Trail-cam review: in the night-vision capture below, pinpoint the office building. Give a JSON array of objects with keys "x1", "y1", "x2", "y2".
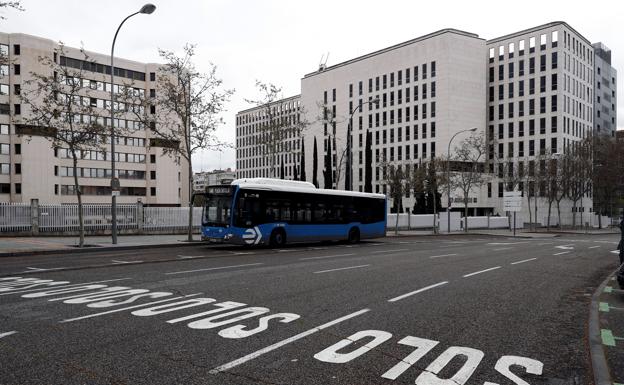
[
  {"x1": 193, "y1": 168, "x2": 236, "y2": 192},
  {"x1": 593, "y1": 42, "x2": 617, "y2": 137},
  {"x1": 0, "y1": 33, "x2": 189, "y2": 205},
  {"x1": 235, "y1": 22, "x2": 616, "y2": 224}
]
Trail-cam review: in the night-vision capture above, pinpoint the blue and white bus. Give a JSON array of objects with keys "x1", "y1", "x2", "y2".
[{"x1": 199, "y1": 178, "x2": 386, "y2": 246}]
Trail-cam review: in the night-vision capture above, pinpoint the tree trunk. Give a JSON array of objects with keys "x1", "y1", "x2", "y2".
[
  {"x1": 534, "y1": 194, "x2": 538, "y2": 230},
  {"x1": 572, "y1": 201, "x2": 577, "y2": 229},
  {"x1": 547, "y1": 200, "x2": 552, "y2": 231},
  {"x1": 598, "y1": 212, "x2": 602, "y2": 229},
  {"x1": 526, "y1": 193, "x2": 533, "y2": 232},
  {"x1": 464, "y1": 198, "x2": 469, "y2": 233},
  {"x1": 187, "y1": 162, "x2": 194, "y2": 242},
  {"x1": 395, "y1": 201, "x2": 399, "y2": 235},
  {"x1": 432, "y1": 190, "x2": 438, "y2": 234},
  {"x1": 71, "y1": 153, "x2": 84, "y2": 247},
  {"x1": 556, "y1": 200, "x2": 562, "y2": 229}
]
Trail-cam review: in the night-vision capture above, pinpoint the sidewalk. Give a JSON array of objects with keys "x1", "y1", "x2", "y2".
[
  {"x1": 592, "y1": 266, "x2": 624, "y2": 385},
  {"x1": 385, "y1": 228, "x2": 560, "y2": 238},
  {"x1": 0, "y1": 234, "x2": 197, "y2": 257}
]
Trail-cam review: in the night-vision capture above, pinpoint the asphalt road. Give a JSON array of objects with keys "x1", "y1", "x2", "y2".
[{"x1": 0, "y1": 233, "x2": 620, "y2": 385}]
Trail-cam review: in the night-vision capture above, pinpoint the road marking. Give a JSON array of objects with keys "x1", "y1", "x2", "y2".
[
  {"x1": 611, "y1": 250, "x2": 620, "y2": 254},
  {"x1": 0, "y1": 278, "x2": 132, "y2": 296},
  {"x1": 23, "y1": 266, "x2": 66, "y2": 272},
  {"x1": 553, "y1": 251, "x2": 571, "y2": 256},
  {"x1": 601, "y1": 329, "x2": 616, "y2": 346},
  {"x1": 178, "y1": 255, "x2": 203, "y2": 259},
  {"x1": 0, "y1": 331, "x2": 17, "y2": 339},
  {"x1": 300, "y1": 253, "x2": 355, "y2": 261},
  {"x1": 231, "y1": 251, "x2": 255, "y2": 255},
  {"x1": 60, "y1": 294, "x2": 203, "y2": 323},
  {"x1": 428, "y1": 254, "x2": 458, "y2": 259},
  {"x1": 463, "y1": 266, "x2": 501, "y2": 278},
  {"x1": 111, "y1": 260, "x2": 143, "y2": 264},
  {"x1": 511, "y1": 258, "x2": 537, "y2": 265},
  {"x1": 276, "y1": 249, "x2": 291, "y2": 253},
  {"x1": 388, "y1": 281, "x2": 449, "y2": 302},
  {"x1": 165, "y1": 263, "x2": 264, "y2": 275},
  {"x1": 209, "y1": 308, "x2": 371, "y2": 373},
  {"x1": 555, "y1": 245, "x2": 574, "y2": 250},
  {"x1": 371, "y1": 249, "x2": 409, "y2": 254},
  {"x1": 492, "y1": 247, "x2": 513, "y2": 251},
  {"x1": 537, "y1": 242, "x2": 554, "y2": 246},
  {"x1": 588, "y1": 246, "x2": 601, "y2": 249},
  {"x1": 313, "y1": 265, "x2": 370, "y2": 274}
]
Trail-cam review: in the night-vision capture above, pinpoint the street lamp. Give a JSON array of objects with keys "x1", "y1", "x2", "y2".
[
  {"x1": 110, "y1": 3, "x2": 156, "y2": 244},
  {"x1": 446, "y1": 127, "x2": 477, "y2": 233},
  {"x1": 346, "y1": 97, "x2": 379, "y2": 191}
]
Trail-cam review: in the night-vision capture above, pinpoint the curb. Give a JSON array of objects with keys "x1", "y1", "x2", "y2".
[
  {"x1": 589, "y1": 266, "x2": 621, "y2": 385},
  {"x1": 0, "y1": 241, "x2": 202, "y2": 258},
  {"x1": 384, "y1": 232, "x2": 560, "y2": 239}
]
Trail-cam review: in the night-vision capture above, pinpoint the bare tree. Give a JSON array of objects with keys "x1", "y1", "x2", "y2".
[
  {"x1": 406, "y1": 161, "x2": 426, "y2": 230},
  {"x1": 566, "y1": 138, "x2": 593, "y2": 228},
  {"x1": 450, "y1": 133, "x2": 489, "y2": 232},
  {"x1": 18, "y1": 45, "x2": 109, "y2": 247},
  {"x1": 246, "y1": 81, "x2": 307, "y2": 180},
  {"x1": 592, "y1": 135, "x2": 623, "y2": 228},
  {"x1": 125, "y1": 44, "x2": 233, "y2": 241},
  {"x1": 384, "y1": 163, "x2": 406, "y2": 234}
]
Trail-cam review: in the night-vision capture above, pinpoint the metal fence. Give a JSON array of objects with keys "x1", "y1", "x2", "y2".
[
  {"x1": 144, "y1": 207, "x2": 202, "y2": 231},
  {"x1": 0, "y1": 202, "x2": 202, "y2": 235},
  {"x1": 0, "y1": 203, "x2": 31, "y2": 232}
]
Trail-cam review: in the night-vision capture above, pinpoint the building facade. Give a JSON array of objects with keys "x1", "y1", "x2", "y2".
[
  {"x1": 193, "y1": 168, "x2": 236, "y2": 192},
  {"x1": 593, "y1": 42, "x2": 618, "y2": 137},
  {"x1": 0, "y1": 33, "x2": 189, "y2": 206},
  {"x1": 235, "y1": 22, "x2": 616, "y2": 224}
]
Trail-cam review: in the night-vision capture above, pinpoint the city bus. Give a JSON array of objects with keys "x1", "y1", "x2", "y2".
[{"x1": 199, "y1": 178, "x2": 386, "y2": 246}]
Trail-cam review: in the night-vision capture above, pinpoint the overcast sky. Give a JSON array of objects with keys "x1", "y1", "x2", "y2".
[{"x1": 2, "y1": 0, "x2": 622, "y2": 172}]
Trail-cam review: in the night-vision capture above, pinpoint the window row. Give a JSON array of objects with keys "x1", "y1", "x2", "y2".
[
  {"x1": 488, "y1": 138, "x2": 558, "y2": 159},
  {"x1": 57, "y1": 148, "x2": 146, "y2": 163},
  {"x1": 489, "y1": 75, "x2": 558, "y2": 101},
  {"x1": 489, "y1": 118, "x2": 559, "y2": 140},
  {"x1": 57, "y1": 166, "x2": 146, "y2": 180},
  {"x1": 488, "y1": 96, "x2": 558, "y2": 121},
  {"x1": 488, "y1": 53, "x2": 558, "y2": 82},
  {"x1": 489, "y1": 31, "x2": 559, "y2": 62},
  {"x1": 60, "y1": 185, "x2": 146, "y2": 196},
  {"x1": 60, "y1": 56, "x2": 146, "y2": 81}
]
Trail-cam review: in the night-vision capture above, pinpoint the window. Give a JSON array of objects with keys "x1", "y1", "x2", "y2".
[
  {"x1": 14, "y1": 163, "x2": 20, "y2": 174},
  {"x1": 519, "y1": 40, "x2": 525, "y2": 55},
  {"x1": 422, "y1": 63, "x2": 427, "y2": 79},
  {"x1": 519, "y1": 80, "x2": 524, "y2": 97},
  {"x1": 0, "y1": 84, "x2": 8, "y2": 95},
  {"x1": 551, "y1": 138, "x2": 557, "y2": 152},
  {"x1": 529, "y1": 78, "x2": 535, "y2": 94},
  {"x1": 551, "y1": 74, "x2": 557, "y2": 90},
  {"x1": 150, "y1": 154, "x2": 156, "y2": 163},
  {"x1": 0, "y1": 104, "x2": 8, "y2": 115},
  {"x1": 150, "y1": 72, "x2": 156, "y2": 81},
  {"x1": 0, "y1": 124, "x2": 7, "y2": 134},
  {"x1": 552, "y1": 31, "x2": 558, "y2": 47},
  {"x1": 551, "y1": 116, "x2": 558, "y2": 132},
  {"x1": 489, "y1": 48, "x2": 495, "y2": 63},
  {"x1": 540, "y1": 97, "x2": 546, "y2": 114},
  {"x1": 529, "y1": 36, "x2": 536, "y2": 53},
  {"x1": 540, "y1": 76, "x2": 546, "y2": 93},
  {"x1": 529, "y1": 57, "x2": 535, "y2": 74},
  {"x1": 519, "y1": 121, "x2": 524, "y2": 137},
  {"x1": 540, "y1": 54, "x2": 546, "y2": 71},
  {"x1": 150, "y1": 187, "x2": 156, "y2": 196},
  {"x1": 540, "y1": 117, "x2": 546, "y2": 134},
  {"x1": 498, "y1": 84, "x2": 503, "y2": 100},
  {"x1": 0, "y1": 143, "x2": 9, "y2": 154},
  {"x1": 540, "y1": 34, "x2": 546, "y2": 49},
  {"x1": 489, "y1": 67, "x2": 494, "y2": 82},
  {"x1": 431, "y1": 82, "x2": 436, "y2": 97},
  {"x1": 509, "y1": 42, "x2": 515, "y2": 58},
  {"x1": 551, "y1": 95, "x2": 557, "y2": 112},
  {"x1": 499, "y1": 45, "x2": 505, "y2": 59},
  {"x1": 519, "y1": 60, "x2": 524, "y2": 76},
  {"x1": 551, "y1": 52, "x2": 557, "y2": 69},
  {"x1": 150, "y1": 170, "x2": 156, "y2": 180},
  {"x1": 0, "y1": 183, "x2": 9, "y2": 194},
  {"x1": 499, "y1": 64, "x2": 504, "y2": 80},
  {"x1": 15, "y1": 183, "x2": 21, "y2": 194},
  {"x1": 508, "y1": 62, "x2": 514, "y2": 78},
  {"x1": 489, "y1": 86, "x2": 494, "y2": 102},
  {"x1": 14, "y1": 64, "x2": 20, "y2": 75},
  {"x1": 13, "y1": 44, "x2": 20, "y2": 55},
  {"x1": 13, "y1": 84, "x2": 20, "y2": 95},
  {"x1": 508, "y1": 82, "x2": 514, "y2": 98},
  {"x1": 518, "y1": 141, "x2": 524, "y2": 156},
  {"x1": 431, "y1": 61, "x2": 436, "y2": 77}
]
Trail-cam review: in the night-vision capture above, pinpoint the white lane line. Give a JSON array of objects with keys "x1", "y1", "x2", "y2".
[
  {"x1": 538, "y1": 242, "x2": 554, "y2": 246},
  {"x1": 588, "y1": 246, "x2": 601, "y2": 249},
  {"x1": 463, "y1": 266, "x2": 501, "y2": 278},
  {"x1": 0, "y1": 278, "x2": 132, "y2": 296},
  {"x1": 111, "y1": 260, "x2": 143, "y2": 264},
  {"x1": 388, "y1": 281, "x2": 449, "y2": 302},
  {"x1": 178, "y1": 255, "x2": 203, "y2": 259},
  {"x1": 313, "y1": 265, "x2": 370, "y2": 274},
  {"x1": 300, "y1": 253, "x2": 355, "y2": 261},
  {"x1": 428, "y1": 254, "x2": 458, "y2": 259},
  {"x1": 23, "y1": 266, "x2": 66, "y2": 272},
  {"x1": 209, "y1": 308, "x2": 371, "y2": 373},
  {"x1": 511, "y1": 258, "x2": 537, "y2": 265},
  {"x1": 371, "y1": 249, "x2": 409, "y2": 254},
  {"x1": 276, "y1": 249, "x2": 291, "y2": 253},
  {"x1": 0, "y1": 331, "x2": 17, "y2": 339},
  {"x1": 492, "y1": 247, "x2": 513, "y2": 251},
  {"x1": 553, "y1": 251, "x2": 571, "y2": 256},
  {"x1": 60, "y1": 294, "x2": 202, "y2": 323},
  {"x1": 231, "y1": 252, "x2": 255, "y2": 255},
  {"x1": 165, "y1": 263, "x2": 264, "y2": 275}
]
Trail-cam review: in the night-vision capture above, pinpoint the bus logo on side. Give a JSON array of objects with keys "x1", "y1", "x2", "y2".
[{"x1": 242, "y1": 226, "x2": 262, "y2": 245}]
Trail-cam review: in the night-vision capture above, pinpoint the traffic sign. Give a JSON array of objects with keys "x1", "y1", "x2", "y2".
[
  {"x1": 110, "y1": 177, "x2": 120, "y2": 191},
  {"x1": 503, "y1": 191, "x2": 522, "y2": 212}
]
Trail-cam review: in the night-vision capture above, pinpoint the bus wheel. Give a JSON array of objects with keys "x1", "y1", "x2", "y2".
[
  {"x1": 270, "y1": 229, "x2": 287, "y2": 247},
  {"x1": 347, "y1": 227, "x2": 360, "y2": 244}
]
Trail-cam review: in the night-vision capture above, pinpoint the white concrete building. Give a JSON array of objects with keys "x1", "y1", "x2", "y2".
[
  {"x1": 193, "y1": 168, "x2": 236, "y2": 192},
  {"x1": 235, "y1": 22, "x2": 616, "y2": 225},
  {"x1": 0, "y1": 33, "x2": 189, "y2": 206}
]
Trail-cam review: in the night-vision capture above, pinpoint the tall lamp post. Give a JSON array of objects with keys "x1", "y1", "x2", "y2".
[
  {"x1": 446, "y1": 127, "x2": 477, "y2": 233},
  {"x1": 346, "y1": 97, "x2": 379, "y2": 191},
  {"x1": 110, "y1": 3, "x2": 156, "y2": 244}
]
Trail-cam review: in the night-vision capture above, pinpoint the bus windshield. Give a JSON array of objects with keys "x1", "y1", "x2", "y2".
[{"x1": 203, "y1": 188, "x2": 233, "y2": 227}]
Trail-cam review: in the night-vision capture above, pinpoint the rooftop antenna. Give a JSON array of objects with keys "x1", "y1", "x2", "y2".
[{"x1": 318, "y1": 52, "x2": 329, "y2": 72}]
